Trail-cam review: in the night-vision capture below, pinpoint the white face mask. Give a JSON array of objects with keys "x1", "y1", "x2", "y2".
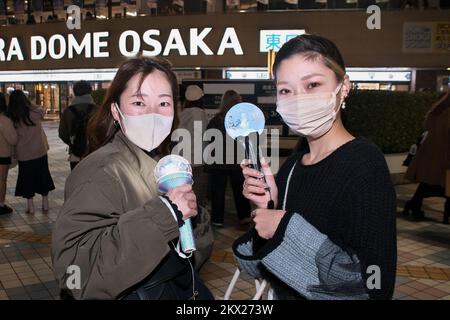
[
  {"x1": 276, "y1": 83, "x2": 344, "y2": 139},
  {"x1": 115, "y1": 103, "x2": 174, "y2": 152}
]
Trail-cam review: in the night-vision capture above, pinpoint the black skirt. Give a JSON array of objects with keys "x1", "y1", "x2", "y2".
[
  {"x1": 0, "y1": 157, "x2": 11, "y2": 165},
  {"x1": 15, "y1": 155, "x2": 55, "y2": 198}
]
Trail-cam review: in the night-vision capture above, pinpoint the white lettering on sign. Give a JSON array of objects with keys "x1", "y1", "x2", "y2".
[
  {"x1": 163, "y1": 29, "x2": 187, "y2": 56},
  {"x1": 119, "y1": 30, "x2": 141, "y2": 57},
  {"x1": 0, "y1": 39, "x2": 5, "y2": 61},
  {"x1": 142, "y1": 29, "x2": 162, "y2": 56},
  {"x1": 49, "y1": 34, "x2": 67, "y2": 59},
  {"x1": 31, "y1": 36, "x2": 47, "y2": 60},
  {"x1": 68, "y1": 33, "x2": 92, "y2": 59},
  {"x1": 93, "y1": 31, "x2": 109, "y2": 58},
  {"x1": 217, "y1": 27, "x2": 243, "y2": 55},
  {"x1": 190, "y1": 28, "x2": 213, "y2": 56},
  {"x1": 0, "y1": 27, "x2": 243, "y2": 62},
  {"x1": 2, "y1": 38, "x2": 25, "y2": 61}
]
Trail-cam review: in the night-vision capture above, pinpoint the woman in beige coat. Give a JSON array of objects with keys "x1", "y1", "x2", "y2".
[
  {"x1": 52, "y1": 57, "x2": 213, "y2": 300},
  {"x1": 7, "y1": 90, "x2": 55, "y2": 214},
  {"x1": 0, "y1": 93, "x2": 17, "y2": 215},
  {"x1": 405, "y1": 90, "x2": 450, "y2": 224}
]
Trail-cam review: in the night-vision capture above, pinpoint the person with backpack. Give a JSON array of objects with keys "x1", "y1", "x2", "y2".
[{"x1": 59, "y1": 81, "x2": 97, "y2": 170}]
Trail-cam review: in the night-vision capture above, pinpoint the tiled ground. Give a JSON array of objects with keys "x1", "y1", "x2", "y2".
[{"x1": 0, "y1": 121, "x2": 449, "y2": 300}]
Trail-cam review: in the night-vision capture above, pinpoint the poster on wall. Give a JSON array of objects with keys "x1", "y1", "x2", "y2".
[
  {"x1": 434, "y1": 22, "x2": 450, "y2": 53},
  {"x1": 403, "y1": 21, "x2": 450, "y2": 54},
  {"x1": 402, "y1": 22, "x2": 433, "y2": 53}
]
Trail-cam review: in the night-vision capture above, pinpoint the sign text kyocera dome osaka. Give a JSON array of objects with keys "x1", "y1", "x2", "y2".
[{"x1": 0, "y1": 27, "x2": 244, "y2": 62}]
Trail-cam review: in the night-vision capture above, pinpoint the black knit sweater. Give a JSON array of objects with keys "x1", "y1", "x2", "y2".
[{"x1": 274, "y1": 137, "x2": 397, "y2": 300}]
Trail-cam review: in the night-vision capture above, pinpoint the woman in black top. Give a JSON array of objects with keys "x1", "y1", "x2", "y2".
[{"x1": 234, "y1": 35, "x2": 397, "y2": 300}]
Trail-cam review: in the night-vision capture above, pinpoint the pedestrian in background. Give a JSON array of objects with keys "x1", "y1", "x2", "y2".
[
  {"x1": 206, "y1": 90, "x2": 251, "y2": 227},
  {"x1": 0, "y1": 93, "x2": 17, "y2": 215},
  {"x1": 177, "y1": 84, "x2": 209, "y2": 207},
  {"x1": 59, "y1": 80, "x2": 97, "y2": 171},
  {"x1": 404, "y1": 89, "x2": 450, "y2": 224},
  {"x1": 7, "y1": 90, "x2": 55, "y2": 214}
]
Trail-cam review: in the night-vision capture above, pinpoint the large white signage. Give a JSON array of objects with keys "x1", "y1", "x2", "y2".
[{"x1": 0, "y1": 27, "x2": 244, "y2": 62}]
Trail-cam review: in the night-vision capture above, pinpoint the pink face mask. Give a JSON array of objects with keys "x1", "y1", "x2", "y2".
[{"x1": 276, "y1": 83, "x2": 344, "y2": 139}]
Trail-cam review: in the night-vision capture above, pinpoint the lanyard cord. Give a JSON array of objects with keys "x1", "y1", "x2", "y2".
[{"x1": 282, "y1": 162, "x2": 297, "y2": 211}]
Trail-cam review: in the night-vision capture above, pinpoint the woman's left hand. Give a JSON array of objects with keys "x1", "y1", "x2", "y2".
[{"x1": 252, "y1": 209, "x2": 286, "y2": 239}]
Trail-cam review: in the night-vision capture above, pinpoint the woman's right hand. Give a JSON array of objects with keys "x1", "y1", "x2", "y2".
[
  {"x1": 166, "y1": 184, "x2": 198, "y2": 220},
  {"x1": 241, "y1": 157, "x2": 278, "y2": 209}
]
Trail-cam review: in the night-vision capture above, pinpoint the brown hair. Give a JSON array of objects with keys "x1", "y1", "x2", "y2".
[
  {"x1": 7, "y1": 90, "x2": 35, "y2": 127},
  {"x1": 272, "y1": 34, "x2": 346, "y2": 83},
  {"x1": 86, "y1": 57, "x2": 179, "y2": 155},
  {"x1": 219, "y1": 90, "x2": 242, "y2": 115}
]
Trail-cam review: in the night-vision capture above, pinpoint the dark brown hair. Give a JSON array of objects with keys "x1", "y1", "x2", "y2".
[
  {"x1": 272, "y1": 34, "x2": 346, "y2": 82},
  {"x1": 7, "y1": 90, "x2": 35, "y2": 127},
  {"x1": 86, "y1": 57, "x2": 179, "y2": 155},
  {"x1": 219, "y1": 90, "x2": 242, "y2": 115}
]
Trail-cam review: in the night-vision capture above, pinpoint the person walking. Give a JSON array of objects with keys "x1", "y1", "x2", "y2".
[
  {"x1": 404, "y1": 90, "x2": 450, "y2": 224},
  {"x1": 0, "y1": 93, "x2": 17, "y2": 215},
  {"x1": 7, "y1": 90, "x2": 55, "y2": 214}
]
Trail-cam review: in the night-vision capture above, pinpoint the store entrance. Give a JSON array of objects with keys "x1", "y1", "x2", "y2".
[
  {"x1": 0, "y1": 82, "x2": 64, "y2": 120},
  {"x1": 35, "y1": 83, "x2": 61, "y2": 120}
]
